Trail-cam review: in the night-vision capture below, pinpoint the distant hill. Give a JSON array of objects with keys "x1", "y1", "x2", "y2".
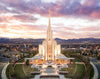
[
  {"x1": 56, "y1": 38, "x2": 100, "y2": 44},
  {"x1": 0, "y1": 38, "x2": 100, "y2": 44}
]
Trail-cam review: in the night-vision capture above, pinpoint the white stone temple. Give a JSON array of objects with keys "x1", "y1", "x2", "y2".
[
  {"x1": 39, "y1": 10, "x2": 61, "y2": 62},
  {"x1": 25, "y1": 10, "x2": 74, "y2": 66},
  {"x1": 25, "y1": 10, "x2": 75, "y2": 79}
]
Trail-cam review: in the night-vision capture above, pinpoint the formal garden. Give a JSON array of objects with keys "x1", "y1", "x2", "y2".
[
  {"x1": 62, "y1": 50, "x2": 94, "y2": 79},
  {"x1": 6, "y1": 50, "x2": 38, "y2": 79},
  {"x1": 6, "y1": 49, "x2": 94, "y2": 79},
  {"x1": 6, "y1": 63, "x2": 39, "y2": 79},
  {"x1": 61, "y1": 64, "x2": 85, "y2": 79}
]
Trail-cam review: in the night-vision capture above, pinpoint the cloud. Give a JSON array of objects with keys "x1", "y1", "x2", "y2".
[
  {"x1": 0, "y1": 0, "x2": 100, "y2": 39},
  {"x1": 0, "y1": 24, "x2": 46, "y2": 38},
  {"x1": 91, "y1": 11, "x2": 100, "y2": 18},
  {"x1": 78, "y1": 26, "x2": 100, "y2": 31},
  {"x1": 13, "y1": 14, "x2": 38, "y2": 22},
  {"x1": 0, "y1": 0, "x2": 100, "y2": 18}
]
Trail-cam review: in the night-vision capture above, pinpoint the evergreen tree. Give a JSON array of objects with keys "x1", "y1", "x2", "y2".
[{"x1": 26, "y1": 60, "x2": 29, "y2": 66}]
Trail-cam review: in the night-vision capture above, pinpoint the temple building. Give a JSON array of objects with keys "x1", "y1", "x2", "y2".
[
  {"x1": 25, "y1": 10, "x2": 73, "y2": 66},
  {"x1": 39, "y1": 10, "x2": 61, "y2": 63}
]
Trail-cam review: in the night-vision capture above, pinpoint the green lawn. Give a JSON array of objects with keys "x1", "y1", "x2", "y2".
[
  {"x1": 14, "y1": 64, "x2": 36, "y2": 79},
  {"x1": 74, "y1": 64, "x2": 85, "y2": 79},
  {"x1": 64, "y1": 64, "x2": 76, "y2": 78},
  {"x1": 6, "y1": 64, "x2": 26, "y2": 79},
  {"x1": 14, "y1": 64, "x2": 26, "y2": 79},
  {"x1": 23, "y1": 65, "x2": 38, "y2": 78},
  {"x1": 64, "y1": 64, "x2": 85, "y2": 79},
  {"x1": 6, "y1": 64, "x2": 11, "y2": 79},
  {"x1": 89, "y1": 64, "x2": 94, "y2": 79},
  {"x1": 6, "y1": 64, "x2": 36, "y2": 79},
  {"x1": 6, "y1": 51, "x2": 38, "y2": 79}
]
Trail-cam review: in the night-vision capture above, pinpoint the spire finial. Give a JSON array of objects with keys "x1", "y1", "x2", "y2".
[
  {"x1": 47, "y1": 9, "x2": 52, "y2": 40},
  {"x1": 48, "y1": 9, "x2": 51, "y2": 28}
]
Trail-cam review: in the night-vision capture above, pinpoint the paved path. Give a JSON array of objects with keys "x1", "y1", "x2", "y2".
[
  {"x1": 1, "y1": 63, "x2": 9, "y2": 79},
  {"x1": 93, "y1": 62, "x2": 100, "y2": 79},
  {"x1": 0, "y1": 63, "x2": 6, "y2": 79},
  {"x1": 90, "y1": 58, "x2": 100, "y2": 79},
  {"x1": 41, "y1": 64, "x2": 58, "y2": 76},
  {"x1": 0, "y1": 57, "x2": 9, "y2": 79},
  {"x1": 90, "y1": 62, "x2": 98, "y2": 79},
  {"x1": 75, "y1": 62, "x2": 85, "y2": 64},
  {"x1": 16, "y1": 62, "x2": 24, "y2": 64},
  {"x1": 32, "y1": 64, "x2": 71, "y2": 79}
]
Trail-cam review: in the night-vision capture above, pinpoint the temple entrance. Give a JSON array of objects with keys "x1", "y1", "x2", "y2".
[
  {"x1": 47, "y1": 60, "x2": 52, "y2": 64},
  {"x1": 40, "y1": 64, "x2": 59, "y2": 79}
]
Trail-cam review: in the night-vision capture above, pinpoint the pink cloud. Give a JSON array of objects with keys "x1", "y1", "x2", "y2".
[
  {"x1": 0, "y1": 24, "x2": 47, "y2": 38},
  {"x1": 91, "y1": 11, "x2": 100, "y2": 18},
  {"x1": 83, "y1": 0, "x2": 96, "y2": 7},
  {"x1": 77, "y1": 26, "x2": 100, "y2": 31},
  {"x1": 3, "y1": 0, "x2": 19, "y2": 4}
]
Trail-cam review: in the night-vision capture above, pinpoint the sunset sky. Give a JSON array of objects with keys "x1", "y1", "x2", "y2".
[{"x1": 0, "y1": 0, "x2": 100, "y2": 39}]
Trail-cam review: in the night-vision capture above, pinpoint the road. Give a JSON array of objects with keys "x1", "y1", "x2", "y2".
[
  {"x1": 0, "y1": 57, "x2": 9, "y2": 79},
  {"x1": 90, "y1": 58, "x2": 100, "y2": 79}
]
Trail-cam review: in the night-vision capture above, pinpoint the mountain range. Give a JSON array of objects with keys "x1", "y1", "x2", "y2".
[{"x1": 0, "y1": 38, "x2": 100, "y2": 44}]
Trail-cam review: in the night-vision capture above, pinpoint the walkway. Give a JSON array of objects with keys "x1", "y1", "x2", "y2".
[
  {"x1": 0, "y1": 63, "x2": 6, "y2": 79},
  {"x1": 90, "y1": 58, "x2": 99, "y2": 79},
  {"x1": 90, "y1": 62, "x2": 98, "y2": 79},
  {"x1": 0, "y1": 57, "x2": 9, "y2": 79},
  {"x1": 95, "y1": 63, "x2": 100, "y2": 79},
  {"x1": 16, "y1": 62, "x2": 24, "y2": 64},
  {"x1": 41, "y1": 64, "x2": 58, "y2": 76},
  {"x1": 75, "y1": 62, "x2": 85, "y2": 64},
  {"x1": 32, "y1": 64, "x2": 71, "y2": 79},
  {"x1": 1, "y1": 62, "x2": 9, "y2": 79}
]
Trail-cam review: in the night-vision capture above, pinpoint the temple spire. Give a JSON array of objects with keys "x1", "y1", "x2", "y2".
[
  {"x1": 48, "y1": 9, "x2": 51, "y2": 30},
  {"x1": 47, "y1": 9, "x2": 52, "y2": 40}
]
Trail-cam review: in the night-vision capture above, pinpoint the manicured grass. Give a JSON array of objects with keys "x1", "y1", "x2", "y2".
[
  {"x1": 6, "y1": 64, "x2": 36, "y2": 79},
  {"x1": 14, "y1": 64, "x2": 26, "y2": 79},
  {"x1": 14, "y1": 64, "x2": 38, "y2": 79},
  {"x1": 74, "y1": 64, "x2": 85, "y2": 79},
  {"x1": 6, "y1": 64, "x2": 11, "y2": 79},
  {"x1": 64, "y1": 64, "x2": 76, "y2": 78},
  {"x1": 23, "y1": 65, "x2": 38, "y2": 77},
  {"x1": 89, "y1": 64, "x2": 94, "y2": 79},
  {"x1": 64, "y1": 64, "x2": 85, "y2": 79}
]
